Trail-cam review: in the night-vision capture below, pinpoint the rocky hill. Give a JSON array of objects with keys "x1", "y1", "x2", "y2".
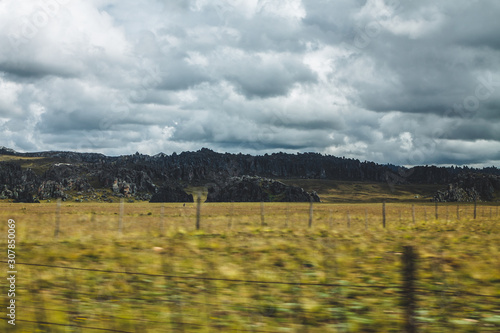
[
  {"x1": 206, "y1": 176, "x2": 321, "y2": 202},
  {"x1": 1, "y1": 147, "x2": 499, "y2": 202},
  {"x1": 433, "y1": 174, "x2": 500, "y2": 202}
]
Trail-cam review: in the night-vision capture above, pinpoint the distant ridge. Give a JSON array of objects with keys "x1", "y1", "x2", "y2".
[{"x1": 1, "y1": 146, "x2": 499, "y2": 202}]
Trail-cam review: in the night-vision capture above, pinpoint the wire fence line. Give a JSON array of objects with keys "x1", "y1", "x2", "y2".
[
  {"x1": 3, "y1": 260, "x2": 499, "y2": 300},
  {"x1": 1, "y1": 318, "x2": 282, "y2": 333},
  {"x1": 2, "y1": 203, "x2": 499, "y2": 332},
  {"x1": 0, "y1": 260, "x2": 399, "y2": 289}
]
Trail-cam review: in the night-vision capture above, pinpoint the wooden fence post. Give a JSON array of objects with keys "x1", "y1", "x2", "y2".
[
  {"x1": 196, "y1": 192, "x2": 201, "y2": 230},
  {"x1": 160, "y1": 204, "x2": 165, "y2": 236},
  {"x1": 402, "y1": 246, "x2": 418, "y2": 333},
  {"x1": 308, "y1": 199, "x2": 313, "y2": 228},
  {"x1": 228, "y1": 201, "x2": 234, "y2": 229},
  {"x1": 347, "y1": 210, "x2": 351, "y2": 229},
  {"x1": 118, "y1": 198, "x2": 124, "y2": 233},
  {"x1": 412, "y1": 205, "x2": 416, "y2": 224},
  {"x1": 424, "y1": 207, "x2": 427, "y2": 222},
  {"x1": 329, "y1": 210, "x2": 333, "y2": 230},
  {"x1": 457, "y1": 205, "x2": 460, "y2": 220},
  {"x1": 54, "y1": 198, "x2": 61, "y2": 237},
  {"x1": 365, "y1": 209, "x2": 368, "y2": 230},
  {"x1": 382, "y1": 201, "x2": 386, "y2": 228},
  {"x1": 474, "y1": 199, "x2": 477, "y2": 220},
  {"x1": 435, "y1": 202, "x2": 438, "y2": 220},
  {"x1": 285, "y1": 203, "x2": 290, "y2": 228},
  {"x1": 260, "y1": 201, "x2": 265, "y2": 227}
]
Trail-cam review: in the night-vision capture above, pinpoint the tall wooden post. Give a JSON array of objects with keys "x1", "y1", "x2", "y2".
[
  {"x1": 382, "y1": 201, "x2": 386, "y2": 228},
  {"x1": 308, "y1": 199, "x2": 313, "y2": 228},
  {"x1": 435, "y1": 201, "x2": 438, "y2": 220},
  {"x1": 285, "y1": 203, "x2": 290, "y2": 228},
  {"x1": 160, "y1": 204, "x2": 165, "y2": 236},
  {"x1": 260, "y1": 201, "x2": 265, "y2": 227},
  {"x1": 402, "y1": 246, "x2": 418, "y2": 333},
  {"x1": 118, "y1": 198, "x2": 124, "y2": 233},
  {"x1": 54, "y1": 198, "x2": 61, "y2": 237},
  {"x1": 196, "y1": 192, "x2": 201, "y2": 230},
  {"x1": 412, "y1": 205, "x2": 416, "y2": 224},
  {"x1": 228, "y1": 202, "x2": 234, "y2": 229},
  {"x1": 474, "y1": 199, "x2": 477, "y2": 220},
  {"x1": 365, "y1": 209, "x2": 368, "y2": 230}
]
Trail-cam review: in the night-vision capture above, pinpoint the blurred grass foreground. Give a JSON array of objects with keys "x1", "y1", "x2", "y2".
[{"x1": 1, "y1": 201, "x2": 499, "y2": 332}]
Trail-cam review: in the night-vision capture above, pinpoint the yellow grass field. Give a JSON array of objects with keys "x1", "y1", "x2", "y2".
[{"x1": 1, "y1": 201, "x2": 499, "y2": 332}]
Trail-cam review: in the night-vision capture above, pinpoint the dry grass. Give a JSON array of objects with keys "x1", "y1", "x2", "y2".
[{"x1": 0, "y1": 201, "x2": 499, "y2": 332}]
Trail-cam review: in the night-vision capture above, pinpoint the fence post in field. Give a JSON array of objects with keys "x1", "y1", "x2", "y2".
[
  {"x1": 365, "y1": 209, "x2": 368, "y2": 230},
  {"x1": 285, "y1": 203, "x2": 290, "y2": 228},
  {"x1": 412, "y1": 205, "x2": 416, "y2": 224},
  {"x1": 382, "y1": 201, "x2": 386, "y2": 228},
  {"x1": 457, "y1": 205, "x2": 460, "y2": 220},
  {"x1": 435, "y1": 202, "x2": 438, "y2": 220},
  {"x1": 228, "y1": 201, "x2": 234, "y2": 229},
  {"x1": 424, "y1": 207, "x2": 427, "y2": 222},
  {"x1": 402, "y1": 246, "x2": 418, "y2": 333},
  {"x1": 160, "y1": 204, "x2": 165, "y2": 236},
  {"x1": 474, "y1": 199, "x2": 477, "y2": 219},
  {"x1": 118, "y1": 198, "x2": 124, "y2": 233},
  {"x1": 446, "y1": 206, "x2": 449, "y2": 222},
  {"x1": 54, "y1": 198, "x2": 61, "y2": 237},
  {"x1": 196, "y1": 192, "x2": 201, "y2": 230},
  {"x1": 308, "y1": 198, "x2": 313, "y2": 228},
  {"x1": 329, "y1": 209, "x2": 333, "y2": 229},
  {"x1": 260, "y1": 201, "x2": 265, "y2": 227},
  {"x1": 490, "y1": 207, "x2": 492, "y2": 219},
  {"x1": 347, "y1": 210, "x2": 351, "y2": 228}
]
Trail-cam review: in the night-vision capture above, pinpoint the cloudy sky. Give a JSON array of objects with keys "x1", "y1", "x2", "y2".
[{"x1": 1, "y1": 0, "x2": 499, "y2": 166}]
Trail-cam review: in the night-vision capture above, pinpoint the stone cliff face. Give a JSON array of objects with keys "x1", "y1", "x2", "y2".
[
  {"x1": 1, "y1": 147, "x2": 499, "y2": 202},
  {"x1": 433, "y1": 174, "x2": 500, "y2": 202},
  {"x1": 150, "y1": 186, "x2": 194, "y2": 203},
  {"x1": 206, "y1": 176, "x2": 321, "y2": 203},
  {"x1": 0, "y1": 163, "x2": 39, "y2": 201}
]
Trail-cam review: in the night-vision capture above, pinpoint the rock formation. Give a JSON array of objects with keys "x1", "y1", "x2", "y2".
[
  {"x1": 1, "y1": 147, "x2": 500, "y2": 202},
  {"x1": 206, "y1": 176, "x2": 320, "y2": 202},
  {"x1": 433, "y1": 174, "x2": 500, "y2": 202},
  {"x1": 149, "y1": 186, "x2": 194, "y2": 203}
]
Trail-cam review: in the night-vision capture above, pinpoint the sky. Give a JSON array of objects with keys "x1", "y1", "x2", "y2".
[{"x1": 0, "y1": 0, "x2": 500, "y2": 167}]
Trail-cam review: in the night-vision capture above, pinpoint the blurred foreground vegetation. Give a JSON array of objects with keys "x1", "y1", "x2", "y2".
[{"x1": 1, "y1": 201, "x2": 499, "y2": 332}]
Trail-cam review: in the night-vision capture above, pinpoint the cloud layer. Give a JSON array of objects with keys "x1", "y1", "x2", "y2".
[{"x1": 1, "y1": 0, "x2": 499, "y2": 166}]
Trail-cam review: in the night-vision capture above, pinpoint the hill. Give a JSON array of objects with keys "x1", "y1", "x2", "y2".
[{"x1": 0, "y1": 147, "x2": 499, "y2": 203}]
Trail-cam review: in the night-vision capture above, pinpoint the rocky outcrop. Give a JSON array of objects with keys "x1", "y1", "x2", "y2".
[
  {"x1": 15, "y1": 189, "x2": 39, "y2": 203},
  {"x1": 149, "y1": 186, "x2": 194, "y2": 203},
  {"x1": 206, "y1": 176, "x2": 321, "y2": 202},
  {"x1": 97, "y1": 168, "x2": 157, "y2": 196},
  {"x1": 2, "y1": 147, "x2": 500, "y2": 202},
  {"x1": 0, "y1": 162, "x2": 39, "y2": 201},
  {"x1": 433, "y1": 174, "x2": 500, "y2": 202}
]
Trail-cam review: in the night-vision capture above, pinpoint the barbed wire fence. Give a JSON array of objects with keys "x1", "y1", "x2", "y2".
[{"x1": 2, "y1": 201, "x2": 499, "y2": 332}]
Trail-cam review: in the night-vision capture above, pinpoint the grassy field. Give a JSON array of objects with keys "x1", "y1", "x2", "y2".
[
  {"x1": 279, "y1": 179, "x2": 443, "y2": 203},
  {"x1": 1, "y1": 201, "x2": 499, "y2": 332}
]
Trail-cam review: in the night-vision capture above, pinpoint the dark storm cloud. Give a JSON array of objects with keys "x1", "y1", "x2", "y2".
[{"x1": 0, "y1": 0, "x2": 499, "y2": 166}]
